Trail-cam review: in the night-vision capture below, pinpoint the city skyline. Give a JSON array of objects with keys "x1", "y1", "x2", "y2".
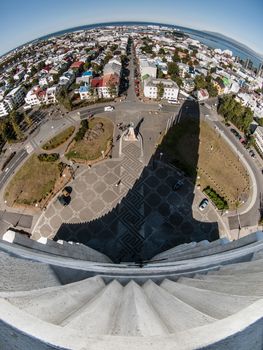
[{"x1": 0, "y1": 0, "x2": 263, "y2": 57}]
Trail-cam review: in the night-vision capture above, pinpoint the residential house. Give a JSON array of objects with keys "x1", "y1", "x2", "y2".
[
  {"x1": 5, "y1": 85, "x2": 26, "y2": 109},
  {"x1": 139, "y1": 60, "x2": 157, "y2": 79},
  {"x1": 91, "y1": 73, "x2": 119, "y2": 99},
  {"x1": 45, "y1": 85, "x2": 60, "y2": 104},
  {"x1": 183, "y1": 78, "x2": 195, "y2": 93},
  {"x1": 76, "y1": 70, "x2": 93, "y2": 84},
  {"x1": 59, "y1": 70, "x2": 75, "y2": 89},
  {"x1": 0, "y1": 100, "x2": 12, "y2": 117},
  {"x1": 196, "y1": 88, "x2": 209, "y2": 101},
  {"x1": 79, "y1": 84, "x2": 92, "y2": 100},
  {"x1": 25, "y1": 86, "x2": 46, "y2": 106},
  {"x1": 144, "y1": 78, "x2": 179, "y2": 100}
]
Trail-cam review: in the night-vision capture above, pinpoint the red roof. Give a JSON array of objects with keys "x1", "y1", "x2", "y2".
[
  {"x1": 102, "y1": 73, "x2": 119, "y2": 87},
  {"x1": 70, "y1": 61, "x2": 84, "y2": 69},
  {"x1": 91, "y1": 74, "x2": 119, "y2": 89},
  {"x1": 91, "y1": 77, "x2": 103, "y2": 88}
]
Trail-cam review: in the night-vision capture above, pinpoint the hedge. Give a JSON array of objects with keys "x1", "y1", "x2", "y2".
[
  {"x1": 38, "y1": 153, "x2": 59, "y2": 162},
  {"x1": 204, "y1": 186, "x2": 229, "y2": 210},
  {"x1": 74, "y1": 120, "x2": 89, "y2": 141}
]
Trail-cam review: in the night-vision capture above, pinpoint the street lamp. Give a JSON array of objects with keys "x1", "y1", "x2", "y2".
[{"x1": 159, "y1": 152, "x2": 163, "y2": 161}]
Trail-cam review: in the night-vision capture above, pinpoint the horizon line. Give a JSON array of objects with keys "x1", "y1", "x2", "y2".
[{"x1": 1, "y1": 20, "x2": 262, "y2": 60}]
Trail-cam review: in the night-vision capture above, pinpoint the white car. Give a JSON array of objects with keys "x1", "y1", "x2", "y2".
[
  {"x1": 168, "y1": 99, "x2": 179, "y2": 104},
  {"x1": 199, "y1": 198, "x2": 209, "y2": 211},
  {"x1": 104, "y1": 106, "x2": 114, "y2": 112}
]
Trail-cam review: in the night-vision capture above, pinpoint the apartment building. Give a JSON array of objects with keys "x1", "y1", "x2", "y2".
[{"x1": 144, "y1": 78, "x2": 179, "y2": 100}]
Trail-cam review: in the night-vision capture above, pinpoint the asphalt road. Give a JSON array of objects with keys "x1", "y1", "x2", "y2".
[{"x1": 0, "y1": 149, "x2": 28, "y2": 190}]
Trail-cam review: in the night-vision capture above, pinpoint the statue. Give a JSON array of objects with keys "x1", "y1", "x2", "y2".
[{"x1": 123, "y1": 122, "x2": 138, "y2": 141}]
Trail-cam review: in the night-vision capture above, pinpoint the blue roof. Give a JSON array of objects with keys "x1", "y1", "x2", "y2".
[
  {"x1": 79, "y1": 85, "x2": 90, "y2": 93},
  {"x1": 82, "y1": 70, "x2": 93, "y2": 77}
]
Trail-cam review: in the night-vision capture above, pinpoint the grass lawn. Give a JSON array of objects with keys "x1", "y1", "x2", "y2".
[
  {"x1": 4, "y1": 154, "x2": 61, "y2": 206},
  {"x1": 42, "y1": 126, "x2": 75, "y2": 150},
  {"x1": 66, "y1": 117, "x2": 113, "y2": 161},
  {"x1": 161, "y1": 118, "x2": 249, "y2": 209}
]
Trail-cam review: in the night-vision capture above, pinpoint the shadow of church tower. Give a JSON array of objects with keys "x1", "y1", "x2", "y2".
[{"x1": 55, "y1": 98, "x2": 219, "y2": 263}]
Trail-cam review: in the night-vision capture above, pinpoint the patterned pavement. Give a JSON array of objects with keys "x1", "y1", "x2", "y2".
[{"x1": 33, "y1": 139, "x2": 219, "y2": 262}]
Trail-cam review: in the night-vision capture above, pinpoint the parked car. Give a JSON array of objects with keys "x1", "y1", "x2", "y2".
[
  {"x1": 230, "y1": 128, "x2": 242, "y2": 139},
  {"x1": 168, "y1": 99, "x2": 179, "y2": 104},
  {"x1": 104, "y1": 106, "x2": 114, "y2": 112},
  {"x1": 173, "y1": 181, "x2": 184, "y2": 190},
  {"x1": 249, "y1": 149, "x2": 255, "y2": 158},
  {"x1": 58, "y1": 195, "x2": 70, "y2": 206},
  {"x1": 199, "y1": 198, "x2": 209, "y2": 211}
]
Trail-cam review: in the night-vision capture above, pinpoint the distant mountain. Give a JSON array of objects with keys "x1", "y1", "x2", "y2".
[{"x1": 204, "y1": 30, "x2": 263, "y2": 60}]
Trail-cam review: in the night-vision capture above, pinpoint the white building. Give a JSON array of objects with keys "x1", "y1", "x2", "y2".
[
  {"x1": 196, "y1": 89, "x2": 209, "y2": 101},
  {"x1": 0, "y1": 100, "x2": 12, "y2": 117},
  {"x1": 183, "y1": 78, "x2": 195, "y2": 93},
  {"x1": 59, "y1": 70, "x2": 75, "y2": 89},
  {"x1": 76, "y1": 70, "x2": 93, "y2": 85},
  {"x1": 25, "y1": 86, "x2": 46, "y2": 107},
  {"x1": 5, "y1": 85, "x2": 26, "y2": 108},
  {"x1": 144, "y1": 78, "x2": 179, "y2": 100},
  {"x1": 79, "y1": 85, "x2": 92, "y2": 100},
  {"x1": 254, "y1": 126, "x2": 263, "y2": 154},
  {"x1": 139, "y1": 60, "x2": 157, "y2": 79},
  {"x1": 45, "y1": 86, "x2": 60, "y2": 104}
]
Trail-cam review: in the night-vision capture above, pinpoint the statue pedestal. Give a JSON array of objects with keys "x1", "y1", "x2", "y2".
[{"x1": 123, "y1": 125, "x2": 138, "y2": 142}]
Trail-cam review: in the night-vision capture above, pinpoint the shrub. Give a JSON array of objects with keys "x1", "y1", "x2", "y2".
[
  {"x1": 42, "y1": 126, "x2": 75, "y2": 150},
  {"x1": 204, "y1": 186, "x2": 229, "y2": 210},
  {"x1": 38, "y1": 153, "x2": 59, "y2": 162},
  {"x1": 74, "y1": 120, "x2": 89, "y2": 141}
]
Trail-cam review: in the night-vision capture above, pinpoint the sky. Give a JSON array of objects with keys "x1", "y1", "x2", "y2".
[{"x1": 0, "y1": 0, "x2": 262, "y2": 56}]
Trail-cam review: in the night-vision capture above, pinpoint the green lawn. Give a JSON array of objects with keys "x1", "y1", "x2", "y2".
[
  {"x1": 4, "y1": 154, "x2": 61, "y2": 206},
  {"x1": 66, "y1": 117, "x2": 113, "y2": 161},
  {"x1": 42, "y1": 126, "x2": 75, "y2": 150},
  {"x1": 161, "y1": 118, "x2": 249, "y2": 209}
]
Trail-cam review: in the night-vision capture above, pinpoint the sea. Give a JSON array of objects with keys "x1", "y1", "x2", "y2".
[{"x1": 8, "y1": 21, "x2": 263, "y2": 68}]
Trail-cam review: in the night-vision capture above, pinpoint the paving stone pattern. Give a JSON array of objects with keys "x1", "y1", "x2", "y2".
[{"x1": 33, "y1": 141, "x2": 219, "y2": 262}]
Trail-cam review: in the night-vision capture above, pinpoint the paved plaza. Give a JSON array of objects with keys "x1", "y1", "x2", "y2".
[{"x1": 33, "y1": 139, "x2": 220, "y2": 262}]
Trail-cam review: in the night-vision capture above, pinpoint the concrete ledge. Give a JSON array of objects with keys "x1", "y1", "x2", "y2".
[
  {"x1": 2, "y1": 230, "x2": 112, "y2": 263},
  {"x1": 0, "y1": 298, "x2": 262, "y2": 350},
  {"x1": 0, "y1": 234, "x2": 263, "y2": 283}
]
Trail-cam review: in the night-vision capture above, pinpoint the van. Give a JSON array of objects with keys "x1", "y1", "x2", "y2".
[{"x1": 104, "y1": 106, "x2": 114, "y2": 112}]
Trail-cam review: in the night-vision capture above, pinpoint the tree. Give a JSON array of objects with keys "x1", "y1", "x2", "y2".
[
  {"x1": 157, "y1": 68, "x2": 164, "y2": 79},
  {"x1": 168, "y1": 62, "x2": 179, "y2": 76},
  {"x1": 158, "y1": 48, "x2": 166, "y2": 55},
  {"x1": 91, "y1": 63, "x2": 102, "y2": 75},
  {"x1": 120, "y1": 55, "x2": 128, "y2": 65},
  {"x1": 57, "y1": 87, "x2": 72, "y2": 111},
  {"x1": 110, "y1": 44, "x2": 118, "y2": 52},
  {"x1": 107, "y1": 83, "x2": 117, "y2": 98},
  {"x1": 194, "y1": 75, "x2": 207, "y2": 90},
  {"x1": 84, "y1": 61, "x2": 91, "y2": 71},
  {"x1": 172, "y1": 51, "x2": 180, "y2": 62},
  {"x1": 9, "y1": 111, "x2": 24, "y2": 140},
  {"x1": 104, "y1": 53, "x2": 113, "y2": 64},
  {"x1": 218, "y1": 95, "x2": 253, "y2": 133},
  {"x1": 24, "y1": 113, "x2": 32, "y2": 127},
  {"x1": 157, "y1": 82, "x2": 164, "y2": 100},
  {"x1": 173, "y1": 76, "x2": 183, "y2": 87},
  {"x1": 206, "y1": 82, "x2": 218, "y2": 97}
]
